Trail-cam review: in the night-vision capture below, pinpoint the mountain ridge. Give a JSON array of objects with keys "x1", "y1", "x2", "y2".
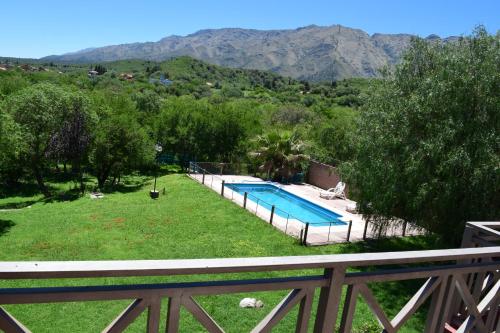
[{"x1": 42, "y1": 24, "x2": 456, "y2": 81}]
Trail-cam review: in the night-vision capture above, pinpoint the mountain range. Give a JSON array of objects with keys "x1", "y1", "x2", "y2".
[{"x1": 43, "y1": 25, "x2": 456, "y2": 81}]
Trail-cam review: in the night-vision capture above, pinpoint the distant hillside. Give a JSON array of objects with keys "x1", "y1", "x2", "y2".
[{"x1": 41, "y1": 25, "x2": 457, "y2": 81}]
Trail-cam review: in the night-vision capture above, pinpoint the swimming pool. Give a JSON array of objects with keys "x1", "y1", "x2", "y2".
[{"x1": 225, "y1": 183, "x2": 345, "y2": 227}]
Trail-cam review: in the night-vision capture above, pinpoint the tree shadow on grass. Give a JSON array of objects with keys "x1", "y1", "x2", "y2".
[
  {"x1": 41, "y1": 189, "x2": 83, "y2": 203},
  {"x1": 0, "y1": 182, "x2": 49, "y2": 199},
  {"x1": 100, "y1": 175, "x2": 152, "y2": 194},
  {"x1": 0, "y1": 200, "x2": 38, "y2": 210},
  {"x1": 339, "y1": 234, "x2": 445, "y2": 254},
  {"x1": 44, "y1": 171, "x2": 77, "y2": 183},
  {"x1": 0, "y1": 219, "x2": 15, "y2": 237}
]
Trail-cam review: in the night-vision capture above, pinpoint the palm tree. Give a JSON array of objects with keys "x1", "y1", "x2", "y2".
[{"x1": 249, "y1": 131, "x2": 309, "y2": 181}]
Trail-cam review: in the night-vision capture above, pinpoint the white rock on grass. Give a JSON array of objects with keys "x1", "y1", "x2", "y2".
[
  {"x1": 239, "y1": 298, "x2": 264, "y2": 308},
  {"x1": 89, "y1": 192, "x2": 104, "y2": 199}
]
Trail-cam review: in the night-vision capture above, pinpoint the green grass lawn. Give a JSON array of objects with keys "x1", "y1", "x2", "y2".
[{"x1": 0, "y1": 173, "x2": 443, "y2": 332}]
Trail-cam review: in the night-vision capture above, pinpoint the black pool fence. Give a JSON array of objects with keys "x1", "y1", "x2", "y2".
[{"x1": 188, "y1": 162, "x2": 410, "y2": 246}]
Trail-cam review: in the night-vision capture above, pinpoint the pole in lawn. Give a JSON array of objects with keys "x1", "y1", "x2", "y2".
[{"x1": 150, "y1": 143, "x2": 162, "y2": 199}]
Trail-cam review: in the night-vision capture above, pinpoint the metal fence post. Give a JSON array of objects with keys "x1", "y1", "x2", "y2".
[
  {"x1": 221, "y1": 180, "x2": 225, "y2": 196},
  {"x1": 202, "y1": 171, "x2": 205, "y2": 184},
  {"x1": 243, "y1": 192, "x2": 248, "y2": 208},
  {"x1": 363, "y1": 220, "x2": 369, "y2": 240},
  {"x1": 270, "y1": 205, "x2": 275, "y2": 225},
  {"x1": 346, "y1": 220, "x2": 352, "y2": 242},
  {"x1": 303, "y1": 223, "x2": 310, "y2": 246},
  {"x1": 402, "y1": 221, "x2": 407, "y2": 237}
]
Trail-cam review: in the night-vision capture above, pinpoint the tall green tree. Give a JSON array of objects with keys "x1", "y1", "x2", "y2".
[
  {"x1": 347, "y1": 27, "x2": 499, "y2": 243},
  {"x1": 0, "y1": 108, "x2": 25, "y2": 186},
  {"x1": 155, "y1": 96, "x2": 248, "y2": 163},
  {"x1": 6, "y1": 83, "x2": 69, "y2": 196},
  {"x1": 309, "y1": 106, "x2": 357, "y2": 165},
  {"x1": 90, "y1": 96, "x2": 154, "y2": 189},
  {"x1": 46, "y1": 92, "x2": 97, "y2": 192}
]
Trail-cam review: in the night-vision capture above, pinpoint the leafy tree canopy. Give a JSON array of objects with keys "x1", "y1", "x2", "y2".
[{"x1": 346, "y1": 26, "x2": 500, "y2": 243}]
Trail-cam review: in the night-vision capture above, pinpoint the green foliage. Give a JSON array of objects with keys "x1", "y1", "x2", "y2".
[
  {"x1": 93, "y1": 64, "x2": 107, "y2": 75},
  {"x1": 0, "y1": 109, "x2": 25, "y2": 184},
  {"x1": 155, "y1": 96, "x2": 248, "y2": 162},
  {"x1": 0, "y1": 54, "x2": 366, "y2": 195},
  {"x1": 250, "y1": 131, "x2": 309, "y2": 181},
  {"x1": 309, "y1": 106, "x2": 358, "y2": 165},
  {"x1": 6, "y1": 83, "x2": 77, "y2": 195},
  {"x1": 91, "y1": 95, "x2": 154, "y2": 188},
  {"x1": 347, "y1": 27, "x2": 500, "y2": 243},
  {"x1": 132, "y1": 89, "x2": 161, "y2": 114},
  {"x1": 271, "y1": 105, "x2": 314, "y2": 126},
  {"x1": 221, "y1": 85, "x2": 244, "y2": 98},
  {"x1": 0, "y1": 71, "x2": 29, "y2": 99}
]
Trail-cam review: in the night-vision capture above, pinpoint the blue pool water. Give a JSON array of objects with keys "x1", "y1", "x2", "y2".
[{"x1": 225, "y1": 183, "x2": 345, "y2": 227}]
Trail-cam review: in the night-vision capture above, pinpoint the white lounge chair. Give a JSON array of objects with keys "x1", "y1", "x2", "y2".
[{"x1": 319, "y1": 182, "x2": 346, "y2": 199}]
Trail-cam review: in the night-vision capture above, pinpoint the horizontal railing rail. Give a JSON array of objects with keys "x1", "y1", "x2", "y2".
[
  {"x1": 0, "y1": 244, "x2": 499, "y2": 332},
  {"x1": 1, "y1": 246, "x2": 499, "y2": 279}
]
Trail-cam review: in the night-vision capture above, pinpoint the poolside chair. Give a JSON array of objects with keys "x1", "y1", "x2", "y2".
[{"x1": 319, "y1": 182, "x2": 346, "y2": 200}]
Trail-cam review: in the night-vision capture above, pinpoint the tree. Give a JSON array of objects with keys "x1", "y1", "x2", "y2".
[
  {"x1": 46, "y1": 92, "x2": 97, "y2": 192},
  {"x1": 346, "y1": 27, "x2": 499, "y2": 243},
  {"x1": 132, "y1": 89, "x2": 161, "y2": 115},
  {"x1": 90, "y1": 96, "x2": 154, "y2": 189},
  {"x1": 6, "y1": 83, "x2": 69, "y2": 196},
  {"x1": 94, "y1": 64, "x2": 107, "y2": 75},
  {"x1": 6, "y1": 83, "x2": 96, "y2": 196},
  {"x1": 0, "y1": 108, "x2": 25, "y2": 187},
  {"x1": 221, "y1": 86, "x2": 243, "y2": 98},
  {"x1": 155, "y1": 96, "x2": 249, "y2": 164},
  {"x1": 250, "y1": 131, "x2": 309, "y2": 181},
  {"x1": 309, "y1": 106, "x2": 357, "y2": 165},
  {"x1": 271, "y1": 106, "x2": 313, "y2": 126}
]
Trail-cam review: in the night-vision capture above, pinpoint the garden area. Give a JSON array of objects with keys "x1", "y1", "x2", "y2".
[
  {"x1": 0, "y1": 27, "x2": 498, "y2": 332},
  {"x1": 0, "y1": 173, "x2": 441, "y2": 332}
]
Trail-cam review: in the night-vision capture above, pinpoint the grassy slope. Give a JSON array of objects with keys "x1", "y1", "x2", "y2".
[{"x1": 0, "y1": 174, "x2": 441, "y2": 332}]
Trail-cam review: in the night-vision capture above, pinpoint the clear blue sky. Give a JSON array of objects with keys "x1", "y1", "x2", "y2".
[{"x1": 1, "y1": 0, "x2": 498, "y2": 58}]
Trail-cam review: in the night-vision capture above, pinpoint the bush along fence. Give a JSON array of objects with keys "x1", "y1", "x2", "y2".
[{"x1": 188, "y1": 162, "x2": 417, "y2": 246}]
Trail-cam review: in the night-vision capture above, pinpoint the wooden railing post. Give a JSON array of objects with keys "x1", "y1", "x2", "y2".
[
  {"x1": 313, "y1": 267, "x2": 346, "y2": 333},
  {"x1": 166, "y1": 296, "x2": 181, "y2": 333},
  {"x1": 450, "y1": 223, "x2": 478, "y2": 318},
  {"x1": 270, "y1": 205, "x2": 275, "y2": 225},
  {"x1": 424, "y1": 275, "x2": 451, "y2": 332},
  {"x1": 243, "y1": 192, "x2": 248, "y2": 208},
  {"x1": 339, "y1": 284, "x2": 359, "y2": 333},
  {"x1": 146, "y1": 297, "x2": 161, "y2": 333},
  {"x1": 221, "y1": 180, "x2": 225, "y2": 196},
  {"x1": 202, "y1": 171, "x2": 205, "y2": 184},
  {"x1": 296, "y1": 288, "x2": 315, "y2": 333}
]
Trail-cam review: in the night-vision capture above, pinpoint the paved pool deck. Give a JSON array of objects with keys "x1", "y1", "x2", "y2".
[{"x1": 188, "y1": 173, "x2": 422, "y2": 245}]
